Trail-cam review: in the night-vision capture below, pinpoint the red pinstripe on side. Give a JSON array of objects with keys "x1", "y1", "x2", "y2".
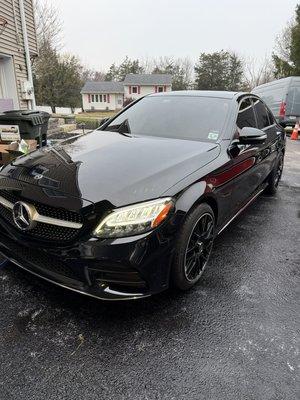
[{"x1": 206, "y1": 157, "x2": 256, "y2": 187}]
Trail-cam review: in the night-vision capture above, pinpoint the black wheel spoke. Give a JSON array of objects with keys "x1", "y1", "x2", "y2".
[
  {"x1": 184, "y1": 212, "x2": 215, "y2": 282},
  {"x1": 186, "y1": 245, "x2": 196, "y2": 254},
  {"x1": 275, "y1": 157, "x2": 283, "y2": 187},
  {"x1": 186, "y1": 257, "x2": 197, "y2": 276}
]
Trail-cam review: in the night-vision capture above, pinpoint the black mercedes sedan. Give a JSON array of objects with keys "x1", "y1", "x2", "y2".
[{"x1": 0, "y1": 91, "x2": 285, "y2": 300}]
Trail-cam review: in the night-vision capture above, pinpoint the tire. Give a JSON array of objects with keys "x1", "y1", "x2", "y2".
[
  {"x1": 265, "y1": 152, "x2": 284, "y2": 195},
  {"x1": 171, "y1": 203, "x2": 215, "y2": 291}
]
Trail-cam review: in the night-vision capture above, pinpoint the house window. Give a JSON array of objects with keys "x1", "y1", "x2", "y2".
[
  {"x1": 99, "y1": 94, "x2": 102, "y2": 102},
  {"x1": 157, "y1": 86, "x2": 164, "y2": 93},
  {"x1": 91, "y1": 94, "x2": 94, "y2": 102},
  {"x1": 103, "y1": 94, "x2": 106, "y2": 102},
  {"x1": 132, "y1": 86, "x2": 138, "y2": 94},
  {"x1": 95, "y1": 94, "x2": 99, "y2": 102},
  {"x1": 0, "y1": 54, "x2": 18, "y2": 111}
]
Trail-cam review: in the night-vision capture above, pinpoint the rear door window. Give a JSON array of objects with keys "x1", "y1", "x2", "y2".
[
  {"x1": 237, "y1": 98, "x2": 256, "y2": 129},
  {"x1": 253, "y1": 99, "x2": 270, "y2": 129},
  {"x1": 266, "y1": 106, "x2": 275, "y2": 126}
]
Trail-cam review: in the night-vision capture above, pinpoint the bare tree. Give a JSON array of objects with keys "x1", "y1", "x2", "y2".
[
  {"x1": 81, "y1": 68, "x2": 106, "y2": 82},
  {"x1": 146, "y1": 56, "x2": 193, "y2": 90},
  {"x1": 140, "y1": 57, "x2": 156, "y2": 74},
  {"x1": 274, "y1": 19, "x2": 294, "y2": 63},
  {"x1": 243, "y1": 56, "x2": 274, "y2": 90},
  {"x1": 34, "y1": 0, "x2": 63, "y2": 49}
]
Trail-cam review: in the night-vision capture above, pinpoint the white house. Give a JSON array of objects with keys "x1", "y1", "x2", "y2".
[
  {"x1": 0, "y1": 0, "x2": 37, "y2": 112},
  {"x1": 123, "y1": 74, "x2": 172, "y2": 101},
  {"x1": 81, "y1": 74, "x2": 172, "y2": 111},
  {"x1": 81, "y1": 81, "x2": 124, "y2": 112}
]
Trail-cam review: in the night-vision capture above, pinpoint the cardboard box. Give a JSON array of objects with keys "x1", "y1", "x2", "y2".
[
  {"x1": 0, "y1": 139, "x2": 37, "y2": 165},
  {"x1": 0, "y1": 124, "x2": 21, "y2": 142}
]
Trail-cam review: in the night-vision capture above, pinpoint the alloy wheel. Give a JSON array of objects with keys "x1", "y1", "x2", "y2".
[
  {"x1": 184, "y1": 213, "x2": 214, "y2": 282},
  {"x1": 274, "y1": 156, "x2": 284, "y2": 187}
]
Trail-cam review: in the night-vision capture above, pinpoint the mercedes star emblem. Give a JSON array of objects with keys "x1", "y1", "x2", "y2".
[{"x1": 12, "y1": 201, "x2": 37, "y2": 231}]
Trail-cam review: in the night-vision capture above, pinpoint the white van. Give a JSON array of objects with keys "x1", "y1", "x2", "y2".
[{"x1": 252, "y1": 76, "x2": 300, "y2": 127}]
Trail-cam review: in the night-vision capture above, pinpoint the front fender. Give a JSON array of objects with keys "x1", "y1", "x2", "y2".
[{"x1": 173, "y1": 181, "x2": 220, "y2": 226}]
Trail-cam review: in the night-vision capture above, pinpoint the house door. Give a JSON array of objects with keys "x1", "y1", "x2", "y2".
[{"x1": 0, "y1": 54, "x2": 19, "y2": 112}]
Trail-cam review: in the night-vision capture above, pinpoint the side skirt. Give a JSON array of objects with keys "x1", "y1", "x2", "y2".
[{"x1": 217, "y1": 184, "x2": 267, "y2": 236}]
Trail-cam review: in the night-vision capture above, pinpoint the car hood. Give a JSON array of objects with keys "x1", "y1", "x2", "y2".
[{"x1": 0, "y1": 131, "x2": 220, "y2": 208}]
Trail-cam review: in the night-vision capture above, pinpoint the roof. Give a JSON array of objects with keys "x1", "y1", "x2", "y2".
[
  {"x1": 149, "y1": 90, "x2": 242, "y2": 99},
  {"x1": 252, "y1": 76, "x2": 300, "y2": 92},
  {"x1": 81, "y1": 81, "x2": 124, "y2": 94},
  {"x1": 123, "y1": 74, "x2": 172, "y2": 86}
]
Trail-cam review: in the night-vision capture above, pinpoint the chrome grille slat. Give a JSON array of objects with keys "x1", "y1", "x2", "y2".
[{"x1": 0, "y1": 190, "x2": 84, "y2": 242}]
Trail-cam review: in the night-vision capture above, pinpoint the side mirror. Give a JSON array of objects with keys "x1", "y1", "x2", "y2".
[
  {"x1": 239, "y1": 127, "x2": 267, "y2": 144},
  {"x1": 99, "y1": 117, "x2": 110, "y2": 127}
]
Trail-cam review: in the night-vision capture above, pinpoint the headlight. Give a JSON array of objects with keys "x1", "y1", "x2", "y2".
[{"x1": 94, "y1": 197, "x2": 173, "y2": 238}]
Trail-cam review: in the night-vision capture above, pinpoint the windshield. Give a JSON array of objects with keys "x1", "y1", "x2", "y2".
[{"x1": 104, "y1": 95, "x2": 230, "y2": 142}]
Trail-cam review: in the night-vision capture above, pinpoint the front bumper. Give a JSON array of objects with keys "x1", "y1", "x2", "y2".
[{"x1": 0, "y1": 218, "x2": 176, "y2": 300}]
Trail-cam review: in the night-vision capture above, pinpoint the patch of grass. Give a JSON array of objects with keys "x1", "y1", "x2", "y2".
[
  {"x1": 75, "y1": 110, "x2": 117, "y2": 130},
  {"x1": 75, "y1": 117, "x2": 102, "y2": 130},
  {"x1": 77, "y1": 111, "x2": 117, "y2": 118}
]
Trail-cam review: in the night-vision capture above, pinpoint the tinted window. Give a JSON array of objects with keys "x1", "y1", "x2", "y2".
[
  {"x1": 266, "y1": 106, "x2": 275, "y2": 125},
  {"x1": 237, "y1": 98, "x2": 256, "y2": 129},
  {"x1": 253, "y1": 99, "x2": 270, "y2": 129},
  {"x1": 104, "y1": 96, "x2": 230, "y2": 142}
]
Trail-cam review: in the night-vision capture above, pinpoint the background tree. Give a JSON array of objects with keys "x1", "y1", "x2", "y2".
[
  {"x1": 151, "y1": 57, "x2": 193, "y2": 90},
  {"x1": 273, "y1": 4, "x2": 300, "y2": 77},
  {"x1": 105, "y1": 56, "x2": 144, "y2": 81},
  {"x1": 34, "y1": 0, "x2": 63, "y2": 49},
  {"x1": 33, "y1": 42, "x2": 61, "y2": 112},
  {"x1": 56, "y1": 54, "x2": 83, "y2": 112},
  {"x1": 194, "y1": 50, "x2": 244, "y2": 91},
  {"x1": 33, "y1": 45, "x2": 83, "y2": 112},
  {"x1": 81, "y1": 68, "x2": 106, "y2": 82},
  {"x1": 290, "y1": 5, "x2": 300, "y2": 73},
  {"x1": 105, "y1": 63, "x2": 119, "y2": 81},
  {"x1": 34, "y1": 1, "x2": 84, "y2": 111},
  {"x1": 243, "y1": 56, "x2": 274, "y2": 90}
]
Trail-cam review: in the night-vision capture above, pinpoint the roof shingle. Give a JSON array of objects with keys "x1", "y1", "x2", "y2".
[
  {"x1": 80, "y1": 81, "x2": 124, "y2": 94},
  {"x1": 123, "y1": 74, "x2": 172, "y2": 85}
]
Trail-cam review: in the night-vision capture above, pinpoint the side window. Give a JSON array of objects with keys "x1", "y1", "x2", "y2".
[
  {"x1": 237, "y1": 98, "x2": 256, "y2": 129},
  {"x1": 253, "y1": 99, "x2": 270, "y2": 129},
  {"x1": 266, "y1": 106, "x2": 275, "y2": 126}
]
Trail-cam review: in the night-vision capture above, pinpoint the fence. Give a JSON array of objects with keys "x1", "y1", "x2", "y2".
[{"x1": 36, "y1": 106, "x2": 82, "y2": 115}]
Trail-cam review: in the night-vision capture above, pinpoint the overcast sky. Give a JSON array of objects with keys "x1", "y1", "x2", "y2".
[{"x1": 50, "y1": 0, "x2": 297, "y2": 71}]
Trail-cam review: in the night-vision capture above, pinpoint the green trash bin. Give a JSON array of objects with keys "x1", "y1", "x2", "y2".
[{"x1": 0, "y1": 110, "x2": 50, "y2": 147}]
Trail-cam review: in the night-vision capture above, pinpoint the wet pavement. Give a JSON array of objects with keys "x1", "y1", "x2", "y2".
[{"x1": 0, "y1": 139, "x2": 299, "y2": 400}]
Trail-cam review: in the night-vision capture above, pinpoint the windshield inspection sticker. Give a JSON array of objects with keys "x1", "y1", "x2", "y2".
[{"x1": 208, "y1": 132, "x2": 219, "y2": 140}]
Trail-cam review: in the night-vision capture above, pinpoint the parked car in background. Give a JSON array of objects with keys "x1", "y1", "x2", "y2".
[
  {"x1": 252, "y1": 76, "x2": 300, "y2": 128},
  {"x1": 0, "y1": 91, "x2": 286, "y2": 301}
]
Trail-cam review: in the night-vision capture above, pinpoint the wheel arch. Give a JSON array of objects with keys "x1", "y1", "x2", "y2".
[
  {"x1": 195, "y1": 196, "x2": 218, "y2": 223},
  {"x1": 175, "y1": 181, "x2": 219, "y2": 225}
]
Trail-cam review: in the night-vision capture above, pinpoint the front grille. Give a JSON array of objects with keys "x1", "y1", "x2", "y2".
[
  {"x1": 0, "y1": 190, "x2": 83, "y2": 242},
  {"x1": 0, "y1": 232, "x2": 83, "y2": 283}
]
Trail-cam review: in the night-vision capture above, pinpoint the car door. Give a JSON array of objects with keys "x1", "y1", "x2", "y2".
[
  {"x1": 215, "y1": 97, "x2": 260, "y2": 221},
  {"x1": 252, "y1": 97, "x2": 280, "y2": 184}
]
